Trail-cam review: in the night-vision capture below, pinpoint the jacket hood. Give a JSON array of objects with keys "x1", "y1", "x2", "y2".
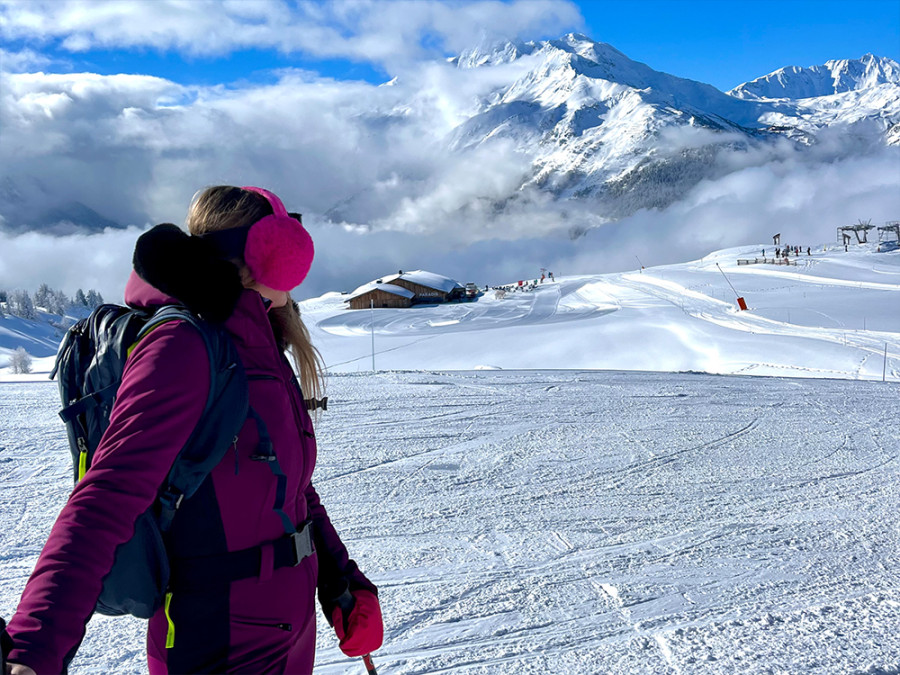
[{"x1": 130, "y1": 223, "x2": 245, "y2": 323}]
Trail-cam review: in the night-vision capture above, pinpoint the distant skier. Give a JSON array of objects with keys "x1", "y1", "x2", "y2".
[{"x1": 3, "y1": 186, "x2": 383, "y2": 675}]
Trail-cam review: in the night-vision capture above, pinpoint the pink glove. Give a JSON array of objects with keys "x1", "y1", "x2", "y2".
[{"x1": 331, "y1": 590, "x2": 383, "y2": 657}]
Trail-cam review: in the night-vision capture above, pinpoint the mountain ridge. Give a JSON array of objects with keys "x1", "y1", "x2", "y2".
[
  {"x1": 729, "y1": 53, "x2": 900, "y2": 100},
  {"x1": 418, "y1": 34, "x2": 900, "y2": 224}
]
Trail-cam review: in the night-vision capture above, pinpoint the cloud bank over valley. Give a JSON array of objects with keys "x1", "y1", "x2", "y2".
[{"x1": 0, "y1": 6, "x2": 898, "y2": 302}]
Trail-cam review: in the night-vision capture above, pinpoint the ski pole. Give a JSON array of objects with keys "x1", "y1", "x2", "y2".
[{"x1": 335, "y1": 588, "x2": 378, "y2": 674}]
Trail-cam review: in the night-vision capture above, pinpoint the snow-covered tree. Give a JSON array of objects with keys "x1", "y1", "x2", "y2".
[
  {"x1": 33, "y1": 283, "x2": 52, "y2": 310},
  {"x1": 48, "y1": 290, "x2": 70, "y2": 315},
  {"x1": 10, "y1": 347, "x2": 32, "y2": 374},
  {"x1": 74, "y1": 288, "x2": 87, "y2": 306},
  {"x1": 85, "y1": 289, "x2": 104, "y2": 308},
  {"x1": 8, "y1": 290, "x2": 36, "y2": 319}
]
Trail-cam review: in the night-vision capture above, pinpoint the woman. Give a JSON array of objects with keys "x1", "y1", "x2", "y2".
[{"x1": 5, "y1": 186, "x2": 382, "y2": 674}]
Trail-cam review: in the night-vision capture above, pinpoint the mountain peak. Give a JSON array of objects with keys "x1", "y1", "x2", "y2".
[
  {"x1": 729, "y1": 54, "x2": 900, "y2": 100},
  {"x1": 453, "y1": 33, "x2": 634, "y2": 71},
  {"x1": 452, "y1": 37, "x2": 535, "y2": 69}
]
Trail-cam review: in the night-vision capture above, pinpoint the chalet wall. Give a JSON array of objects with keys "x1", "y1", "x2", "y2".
[
  {"x1": 348, "y1": 289, "x2": 412, "y2": 310},
  {"x1": 390, "y1": 279, "x2": 448, "y2": 301}
]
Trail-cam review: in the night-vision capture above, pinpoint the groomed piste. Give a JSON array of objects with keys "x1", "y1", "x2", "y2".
[
  {"x1": 307, "y1": 242, "x2": 900, "y2": 380},
  {"x1": 1, "y1": 242, "x2": 898, "y2": 673}
]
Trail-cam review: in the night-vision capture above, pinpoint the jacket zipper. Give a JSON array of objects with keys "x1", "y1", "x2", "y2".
[{"x1": 233, "y1": 619, "x2": 293, "y2": 631}]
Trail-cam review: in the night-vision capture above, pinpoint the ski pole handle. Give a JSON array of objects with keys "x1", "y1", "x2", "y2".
[{"x1": 334, "y1": 590, "x2": 378, "y2": 674}]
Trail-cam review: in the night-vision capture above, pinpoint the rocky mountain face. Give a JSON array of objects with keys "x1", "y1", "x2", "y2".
[{"x1": 442, "y1": 34, "x2": 899, "y2": 220}]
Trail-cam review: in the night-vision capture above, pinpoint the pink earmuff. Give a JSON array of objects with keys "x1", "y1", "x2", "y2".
[{"x1": 240, "y1": 186, "x2": 314, "y2": 292}]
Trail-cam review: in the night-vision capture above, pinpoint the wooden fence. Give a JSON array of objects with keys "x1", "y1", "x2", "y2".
[{"x1": 736, "y1": 258, "x2": 798, "y2": 266}]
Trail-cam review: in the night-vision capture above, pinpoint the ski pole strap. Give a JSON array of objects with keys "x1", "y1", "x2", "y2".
[
  {"x1": 334, "y1": 586, "x2": 356, "y2": 632},
  {"x1": 169, "y1": 521, "x2": 315, "y2": 591}
]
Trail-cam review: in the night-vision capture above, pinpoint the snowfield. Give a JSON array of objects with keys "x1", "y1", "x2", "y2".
[
  {"x1": 1, "y1": 242, "x2": 899, "y2": 673},
  {"x1": 3, "y1": 243, "x2": 899, "y2": 382},
  {"x1": 1, "y1": 371, "x2": 899, "y2": 674},
  {"x1": 304, "y1": 243, "x2": 900, "y2": 381}
]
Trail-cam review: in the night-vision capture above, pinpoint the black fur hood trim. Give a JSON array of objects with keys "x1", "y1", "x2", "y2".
[{"x1": 133, "y1": 223, "x2": 244, "y2": 323}]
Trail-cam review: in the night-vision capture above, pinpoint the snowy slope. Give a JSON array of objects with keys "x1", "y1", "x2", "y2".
[
  {"x1": 302, "y1": 242, "x2": 900, "y2": 382},
  {"x1": 3, "y1": 243, "x2": 899, "y2": 383},
  {"x1": 1, "y1": 371, "x2": 898, "y2": 674},
  {"x1": 0, "y1": 306, "x2": 89, "y2": 377}
]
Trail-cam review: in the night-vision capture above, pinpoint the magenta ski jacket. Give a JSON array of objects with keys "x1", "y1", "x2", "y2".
[{"x1": 7, "y1": 267, "x2": 375, "y2": 675}]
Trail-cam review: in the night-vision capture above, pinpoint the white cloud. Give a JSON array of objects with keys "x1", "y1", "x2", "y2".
[
  {"x1": 0, "y1": 0, "x2": 583, "y2": 70},
  {"x1": 0, "y1": 35, "x2": 897, "y2": 310},
  {"x1": 0, "y1": 46, "x2": 55, "y2": 72},
  {"x1": 3, "y1": 147, "x2": 896, "y2": 307},
  {"x1": 0, "y1": 226, "x2": 143, "y2": 302}
]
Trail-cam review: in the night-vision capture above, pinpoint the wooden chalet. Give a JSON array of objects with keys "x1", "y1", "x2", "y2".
[
  {"x1": 347, "y1": 270, "x2": 464, "y2": 309},
  {"x1": 347, "y1": 283, "x2": 414, "y2": 310}
]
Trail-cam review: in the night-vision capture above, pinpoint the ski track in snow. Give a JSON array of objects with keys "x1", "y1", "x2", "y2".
[{"x1": 2, "y1": 371, "x2": 899, "y2": 674}]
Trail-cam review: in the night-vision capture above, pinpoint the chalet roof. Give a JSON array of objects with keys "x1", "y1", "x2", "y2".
[
  {"x1": 347, "y1": 282, "x2": 415, "y2": 301},
  {"x1": 380, "y1": 270, "x2": 464, "y2": 293}
]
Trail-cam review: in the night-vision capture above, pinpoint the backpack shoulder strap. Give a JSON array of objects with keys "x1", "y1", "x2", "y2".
[
  {"x1": 135, "y1": 306, "x2": 249, "y2": 531},
  {"x1": 128, "y1": 305, "x2": 203, "y2": 357}
]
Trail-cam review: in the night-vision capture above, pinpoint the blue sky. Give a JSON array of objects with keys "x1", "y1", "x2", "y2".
[
  {"x1": 2, "y1": 0, "x2": 898, "y2": 91},
  {"x1": 580, "y1": 0, "x2": 900, "y2": 90}
]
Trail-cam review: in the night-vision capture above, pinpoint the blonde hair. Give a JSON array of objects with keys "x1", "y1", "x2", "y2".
[{"x1": 187, "y1": 186, "x2": 324, "y2": 403}]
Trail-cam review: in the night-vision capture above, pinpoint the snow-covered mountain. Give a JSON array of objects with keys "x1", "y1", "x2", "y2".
[
  {"x1": 729, "y1": 53, "x2": 900, "y2": 99},
  {"x1": 433, "y1": 34, "x2": 900, "y2": 219},
  {"x1": 2, "y1": 34, "x2": 897, "y2": 237}
]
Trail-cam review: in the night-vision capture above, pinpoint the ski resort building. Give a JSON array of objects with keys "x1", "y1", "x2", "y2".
[
  {"x1": 347, "y1": 270, "x2": 465, "y2": 309},
  {"x1": 346, "y1": 282, "x2": 415, "y2": 310}
]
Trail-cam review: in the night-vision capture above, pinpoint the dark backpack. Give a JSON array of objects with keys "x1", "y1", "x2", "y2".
[{"x1": 51, "y1": 303, "x2": 249, "y2": 618}]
